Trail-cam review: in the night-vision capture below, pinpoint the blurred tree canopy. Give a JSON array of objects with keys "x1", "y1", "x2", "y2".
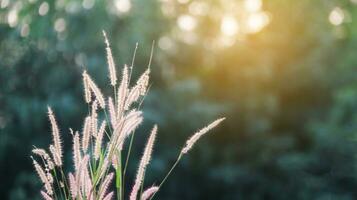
[{"x1": 1, "y1": 0, "x2": 357, "y2": 199}]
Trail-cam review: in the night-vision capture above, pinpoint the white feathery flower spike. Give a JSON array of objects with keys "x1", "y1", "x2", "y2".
[
  {"x1": 141, "y1": 186, "x2": 159, "y2": 200},
  {"x1": 83, "y1": 165, "x2": 93, "y2": 200},
  {"x1": 109, "y1": 110, "x2": 141, "y2": 153},
  {"x1": 107, "y1": 120, "x2": 124, "y2": 155},
  {"x1": 111, "y1": 153, "x2": 120, "y2": 170},
  {"x1": 181, "y1": 118, "x2": 225, "y2": 154},
  {"x1": 82, "y1": 70, "x2": 92, "y2": 103},
  {"x1": 117, "y1": 64, "x2": 129, "y2": 119},
  {"x1": 130, "y1": 125, "x2": 158, "y2": 200},
  {"x1": 125, "y1": 86, "x2": 140, "y2": 110},
  {"x1": 84, "y1": 72, "x2": 106, "y2": 108},
  {"x1": 98, "y1": 156, "x2": 110, "y2": 181},
  {"x1": 47, "y1": 107, "x2": 62, "y2": 166},
  {"x1": 98, "y1": 172, "x2": 114, "y2": 200},
  {"x1": 68, "y1": 173, "x2": 77, "y2": 199},
  {"x1": 32, "y1": 148, "x2": 54, "y2": 170},
  {"x1": 46, "y1": 172, "x2": 53, "y2": 184},
  {"x1": 32, "y1": 148, "x2": 49, "y2": 158},
  {"x1": 103, "y1": 31, "x2": 117, "y2": 86},
  {"x1": 49, "y1": 145, "x2": 61, "y2": 168},
  {"x1": 91, "y1": 101, "x2": 98, "y2": 137},
  {"x1": 41, "y1": 191, "x2": 53, "y2": 200},
  {"x1": 117, "y1": 115, "x2": 143, "y2": 151},
  {"x1": 82, "y1": 116, "x2": 91, "y2": 152},
  {"x1": 32, "y1": 158, "x2": 53, "y2": 195},
  {"x1": 121, "y1": 111, "x2": 143, "y2": 137},
  {"x1": 103, "y1": 191, "x2": 114, "y2": 200},
  {"x1": 136, "y1": 68, "x2": 150, "y2": 96},
  {"x1": 75, "y1": 155, "x2": 89, "y2": 194},
  {"x1": 108, "y1": 97, "x2": 117, "y2": 128},
  {"x1": 73, "y1": 131, "x2": 81, "y2": 171},
  {"x1": 94, "y1": 121, "x2": 106, "y2": 160}
]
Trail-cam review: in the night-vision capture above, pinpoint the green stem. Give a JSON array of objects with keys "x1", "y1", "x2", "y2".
[
  {"x1": 122, "y1": 131, "x2": 135, "y2": 200},
  {"x1": 123, "y1": 130, "x2": 136, "y2": 177},
  {"x1": 53, "y1": 169, "x2": 65, "y2": 200},
  {"x1": 59, "y1": 167, "x2": 69, "y2": 200},
  {"x1": 149, "y1": 153, "x2": 183, "y2": 200},
  {"x1": 116, "y1": 153, "x2": 122, "y2": 200}
]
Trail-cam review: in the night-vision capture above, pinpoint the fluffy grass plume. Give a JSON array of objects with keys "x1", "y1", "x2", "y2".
[
  {"x1": 31, "y1": 33, "x2": 224, "y2": 200},
  {"x1": 141, "y1": 186, "x2": 159, "y2": 200},
  {"x1": 103, "y1": 30, "x2": 117, "y2": 86},
  {"x1": 130, "y1": 126, "x2": 157, "y2": 200},
  {"x1": 47, "y1": 107, "x2": 62, "y2": 166}
]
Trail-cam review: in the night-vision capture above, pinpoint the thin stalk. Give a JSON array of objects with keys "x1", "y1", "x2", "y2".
[
  {"x1": 53, "y1": 169, "x2": 65, "y2": 200},
  {"x1": 123, "y1": 130, "x2": 136, "y2": 176},
  {"x1": 148, "y1": 41, "x2": 155, "y2": 70},
  {"x1": 59, "y1": 167, "x2": 69, "y2": 200},
  {"x1": 129, "y1": 42, "x2": 138, "y2": 82},
  {"x1": 116, "y1": 153, "x2": 123, "y2": 200},
  {"x1": 122, "y1": 131, "x2": 135, "y2": 199},
  {"x1": 149, "y1": 153, "x2": 183, "y2": 200}
]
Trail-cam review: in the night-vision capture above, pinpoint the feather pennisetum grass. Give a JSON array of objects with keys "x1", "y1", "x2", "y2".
[{"x1": 31, "y1": 33, "x2": 225, "y2": 200}]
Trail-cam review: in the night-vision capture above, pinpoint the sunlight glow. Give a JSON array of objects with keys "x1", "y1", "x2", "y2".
[
  {"x1": 244, "y1": 0, "x2": 262, "y2": 12},
  {"x1": 221, "y1": 15, "x2": 239, "y2": 36},
  {"x1": 177, "y1": 15, "x2": 197, "y2": 31},
  {"x1": 246, "y1": 12, "x2": 270, "y2": 33},
  {"x1": 329, "y1": 7, "x2": 344, "y2": 26},
  {"x1": 115, "y1": 0, "x2": 131, "y2": 13}
]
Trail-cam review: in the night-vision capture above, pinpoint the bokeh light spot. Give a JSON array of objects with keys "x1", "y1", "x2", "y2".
[
  {"x1": 7, "y1": 10, "x2": 18, "y2": 27},
  {"x1": 246, "y1": 12, "x2": 270, "y2": 33},
  {"x1": 189, "y1": 1, "x2": 209, "y2": 16},
  {"x1": 159, "y1": 36, "x2": 174, "y2": 50},
  {"x1": 177, "y1": 15, "x2": 197, "y2": 31},
  {"x1": 54, "y1": 18, "x2": 66, "y2": 32},
  {"x1": 38, "y1": 2, "x2": 49, "y2": 16},
  {"x1": 115, "y1": 0, "x2": 131, "y2": 13},
  {"x1": 329, "y1": 7, "x2": 344, "y2": 26},
  {"x1": 244, "y1": 0, "x2": 262, "y2": 12},
  {"x1": 21, "y1": 24, "x2": 30, "y2": 37},
  {"x1": 221, "y1": 15, "x2": 239, "y2": 36},
  {"x1": 82, "y1": 0, "x2": 95, "y2": 10},
  {"x1": 1, "y1": 0, "x2": 10, "y2": 9}
]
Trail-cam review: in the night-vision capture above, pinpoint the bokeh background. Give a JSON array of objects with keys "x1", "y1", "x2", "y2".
[{"x1": 1, "y1": 0, "x2": 357, "y2": 199}]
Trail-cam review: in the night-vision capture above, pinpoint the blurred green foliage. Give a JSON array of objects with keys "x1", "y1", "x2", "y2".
[{"x1": 1, "y1": 0, "x2": 357, "y2": 199}]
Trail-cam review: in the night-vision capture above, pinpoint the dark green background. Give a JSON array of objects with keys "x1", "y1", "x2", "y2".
[{"x1": 1, "y1": 0, "x2": 357, "y2": 199}]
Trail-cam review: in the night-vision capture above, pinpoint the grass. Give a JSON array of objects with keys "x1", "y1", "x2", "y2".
[{"x1": 31, "y1": 32, "x2": 224, "y2": 200}]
